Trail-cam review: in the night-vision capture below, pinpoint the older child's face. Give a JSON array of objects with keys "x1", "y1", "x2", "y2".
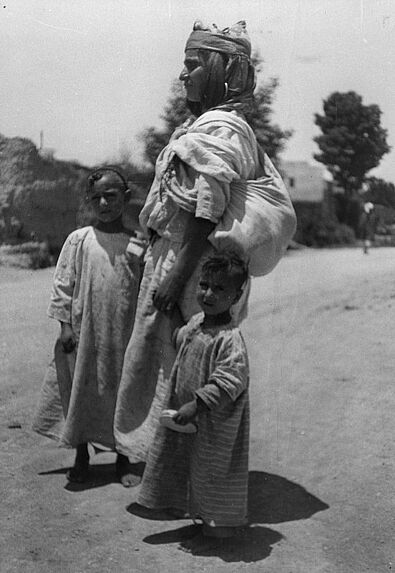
[
  {"x1": 197, "y1": 270, "x2": 240, "y2": 316},
  {"x1": 88, "y1": 173, "x2": 126, "y2": 223}
]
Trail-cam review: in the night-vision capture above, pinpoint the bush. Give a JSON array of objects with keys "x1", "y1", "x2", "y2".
[
  {"x1": 296, "y1": 216, "x2": 356, "y2": 247},
  {"x1": 0, "y1": 241, "x2": 52, "y2": 269}
]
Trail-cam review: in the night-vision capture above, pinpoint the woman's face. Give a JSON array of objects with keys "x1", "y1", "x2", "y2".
[{"x1": 179, "y1": 49, "x2": 207, "y2": 102}]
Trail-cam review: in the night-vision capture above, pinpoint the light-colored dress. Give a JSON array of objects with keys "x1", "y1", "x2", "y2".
[
  {"x1": 33, "y1": 226, "x2": 142, "y2": 449},
  {"x1": 114, "y1": 110, "x2": 257, "y2": 460},
  {"x1": 138, "y1": 312, "x2": 250, "y2": 528}
]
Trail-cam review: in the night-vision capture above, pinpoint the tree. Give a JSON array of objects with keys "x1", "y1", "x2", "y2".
[
  {"x1": 245, "y1": 54, "x2": 293, "y2": 160},
  {"x1": 314, "y1": 91, "x2": 390, "y2": 197},
  {"x1": 140, "y1": 54, "x2": 292, "y2": 169},
  {"x1": 140, "y1": 80, "x2": 193, "y2": 167},
  {"x1": 362, "y1": 177, "x2": 395, "y2": 209}
]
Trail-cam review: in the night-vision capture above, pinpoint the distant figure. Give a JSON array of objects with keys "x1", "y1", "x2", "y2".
[
  {"x1": 138, "y1": 253, "x2": 250, "y2": 548},
  {"x1": 33, "y1": 167, "x2": 144, "y2": 486},
  {"x1": 361, "y1": 201, "x2": 375, "y2": 254}
]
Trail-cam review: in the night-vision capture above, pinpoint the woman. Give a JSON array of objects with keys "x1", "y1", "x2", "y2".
[{"x1": 114, "y1": 21, "x2": 270, "y2": 461}]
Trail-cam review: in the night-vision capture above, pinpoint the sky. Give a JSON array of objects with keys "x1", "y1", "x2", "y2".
[{"x1": 1, "y1": 0, "x2": 395, "y2": 181}]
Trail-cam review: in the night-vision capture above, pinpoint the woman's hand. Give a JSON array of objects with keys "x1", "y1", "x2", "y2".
[
  {"x1": 173, "y1": 400, "x2": 198, "y2": 425},
  {"x1": 153, "y1": 270, "x2": 184, "y2": 313},
  {"x1": 153, "y1": 215, "x2": 215, "y2": 314},
  {"x1": 60, "y1": 322, "x2": 76, "y2": 353}
]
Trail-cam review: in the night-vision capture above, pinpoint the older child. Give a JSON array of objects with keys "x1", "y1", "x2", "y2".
[
  {"x1": 33, "y1": 167, "x2": 144, "y2": 485},
  {"x1": 137, "y1": 252, "x2": 250, "y2": 544}
]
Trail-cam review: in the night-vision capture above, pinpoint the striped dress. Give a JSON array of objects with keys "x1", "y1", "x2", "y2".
[{"x1": 138, "y1": 313, "x2": 250, "y2": 528}]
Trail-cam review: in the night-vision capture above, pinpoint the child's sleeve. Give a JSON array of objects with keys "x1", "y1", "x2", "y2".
[
  {"x1": 47, "y1": 233, "x2": 78, "y2": 324},
  {"x1": 126, "y1": 235, "x2": 147, "y2": 273},
  {"x1": 195, "y1": 331, "x2": 249, "y2": 410},
  {"x1": 173, "y1": 313, "x2": 200, "y2": 350},
  {"x1": 173, "y1": 323, "x2": 189, "y2": 351}
]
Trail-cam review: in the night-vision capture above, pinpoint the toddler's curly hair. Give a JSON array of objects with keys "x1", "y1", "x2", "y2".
[{"x1": 201, "y1": 251, "x2": 249, "y2": 290}]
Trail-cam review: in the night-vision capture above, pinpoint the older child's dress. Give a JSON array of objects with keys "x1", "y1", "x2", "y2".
[
  {"x1": 138, "y1": 312, "x2": 250, "y2": 528},
  {"x1": 33, "y1": 226, "x2": 141, "y2": 449}
]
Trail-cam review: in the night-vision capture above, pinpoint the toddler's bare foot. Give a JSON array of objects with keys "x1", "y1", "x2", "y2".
[
  {"x1": 202, "y1": 523, "x2": 236, "y2": 538},
  {"x1": 179, "y1": 530, "x2": 232, "y2": 554},
  {"x1": 116, "y1": 453, "x2": 141, "y2": 487},
  {"x1": 165, "y1": 508, "x2": 190, "y2": 519},
  {"x1": 67, "y1": 444, "x2": 90, "y2": 483}
]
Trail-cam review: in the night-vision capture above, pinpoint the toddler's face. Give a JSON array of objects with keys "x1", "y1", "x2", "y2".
[
  {"x1": 88, "y1": 174, "x2": 126, "y2": 223},
  {"x1": 197, "y1": 270, "x2": 240, "y2": 316}
]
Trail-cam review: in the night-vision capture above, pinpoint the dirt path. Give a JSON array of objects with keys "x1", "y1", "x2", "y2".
[{"x1": 1, "y1": 248, "x2": 394, "y2": 572}]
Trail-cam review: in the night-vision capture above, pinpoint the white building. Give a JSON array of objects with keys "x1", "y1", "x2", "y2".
[{"x1": 281, "y1": 160, "x2": 329, "y2": 204}]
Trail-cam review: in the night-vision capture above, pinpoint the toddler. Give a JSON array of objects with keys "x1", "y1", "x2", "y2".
[{"x1": 138, "y1": 252, "x2": 250, "y2": 545}]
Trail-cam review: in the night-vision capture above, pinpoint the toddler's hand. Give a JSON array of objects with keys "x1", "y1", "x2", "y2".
[
  {"x1": 60, "y1": 323, "x2": 76, "y2": 353},
  {"x1": 173, "y1": 400, "x2": 198, "y2": 425}
]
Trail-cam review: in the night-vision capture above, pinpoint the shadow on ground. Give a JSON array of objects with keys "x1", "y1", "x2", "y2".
[
  {"x1": 248, "y1": 471, "x2": 329, "y2": 524},
  {"x1": 127, "y1": 470, "x2": 328, "y2": 563},
  {"x1": 143, "y1": 523, "x2": 283, "y2": 563},
  {"x1": 39, "y1": 461, "x2": 145, "y2": 492}
]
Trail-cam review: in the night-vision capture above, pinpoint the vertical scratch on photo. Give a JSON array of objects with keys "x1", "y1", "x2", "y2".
[{"x1": 360, "y1": 0, "x2": 368, "y2": 43}]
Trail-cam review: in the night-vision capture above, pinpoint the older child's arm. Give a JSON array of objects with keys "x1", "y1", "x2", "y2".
[
  {"x1": 60, "y1": 322, "x2": 76, "y2": 353},
  {"x1": 48, "y1": 232, "x2": 80, "y2": 353},
  {"x1": 48, "y1": 236, "x2": 76, "y2": 322}
]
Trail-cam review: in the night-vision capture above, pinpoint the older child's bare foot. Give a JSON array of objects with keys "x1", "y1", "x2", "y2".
[
  {"x1": 67, "y1": 444, "x2": 90, "y2": 483},
  {"x1": 116, "y1": 453, "x2": 141, "y2": 487}
]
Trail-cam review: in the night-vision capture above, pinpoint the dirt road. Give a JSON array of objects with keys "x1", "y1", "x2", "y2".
[{"x1": 1, "y1": 247, "x2": 394, "y2": 572}]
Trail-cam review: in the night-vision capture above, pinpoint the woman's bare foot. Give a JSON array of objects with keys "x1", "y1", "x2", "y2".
[
  {"x1": 115, "y1": 453, "x2": 141, "y2": 487},
  {"x1": 66, "y1": 444, "x2": 90, "y2": 483}
]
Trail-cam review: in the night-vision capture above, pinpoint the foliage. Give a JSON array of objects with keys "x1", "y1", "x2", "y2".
[
  {"x1": 140, "y1": 53, "x2": 292, "y2": 169},
  {"x1": 314, "y1": 91, "x2": 390, "y2": 197},
  {"x1": 140, "y1": 80, "x2": 192, "y2": 167},
  {"x1": 296, "y1": 212, "x2": 355, "y2": 247},
  {"x1": 362, "y1": 177, "x2": 395, "y2": 209},
  {"x1": 244, "y1": 54, "x2": 293, "y2": 159},
  {"x1": 332, "y1": 193, "x2": 361, "y2": 231}
]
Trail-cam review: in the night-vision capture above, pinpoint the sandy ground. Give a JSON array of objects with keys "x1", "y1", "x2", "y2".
[{"x1": 1, "y1": 247, "x2": 394, "y2": 573}]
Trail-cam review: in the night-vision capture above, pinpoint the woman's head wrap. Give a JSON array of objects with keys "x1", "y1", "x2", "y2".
[
  {"x1": 185, "y1": 20, "x2": 251, "y2": 58},
  {"x1": 184, "y1": 21, "x2": 256, "y2": 114}
]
